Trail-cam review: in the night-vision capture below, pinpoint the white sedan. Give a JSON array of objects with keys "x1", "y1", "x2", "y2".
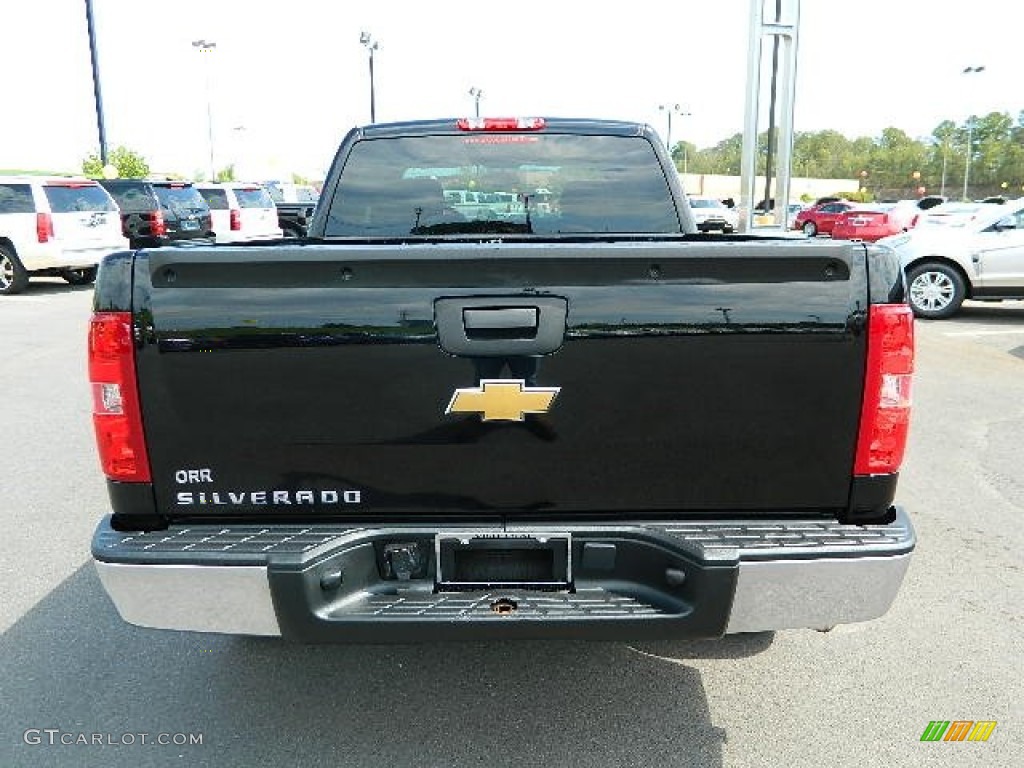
[{"x1": 878, "y1": 198, "x2": 1024, "y2": 318}]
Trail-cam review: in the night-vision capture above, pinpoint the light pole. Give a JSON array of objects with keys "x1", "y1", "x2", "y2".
[
  {"x1": 659, "y1": 104, "x2": 691, "y2": 173},
  {"x1": 961, "y1": 65, "x2": 985, "y2": 201},
  {"x1": 232, "y1": 126, "x2": 246, "y2": 180},
  {"x1": 939, "y1": 137, "x2": 948, "y2": 198},
  {"x1": 468, "y1": 87, "x2": 484, "y2": 118},
  {"x1": 84, "y1": 0, "x2": 108, "y2": 167},
  {"x1": 192, "y1": 39, "x2": 217, "y2": 181},
  {"x1": 360, "y1": 32, "x2": 379, "y2": 123}
]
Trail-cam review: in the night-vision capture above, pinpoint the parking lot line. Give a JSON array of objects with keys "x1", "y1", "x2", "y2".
[{"x1": 943, "y1": 329, "x2": 1024, "y2": 337}]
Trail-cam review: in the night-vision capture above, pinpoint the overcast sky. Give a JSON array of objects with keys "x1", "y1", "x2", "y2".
[{"x1": 0, "y1": 0, "x2": 1017, "y2": 179}]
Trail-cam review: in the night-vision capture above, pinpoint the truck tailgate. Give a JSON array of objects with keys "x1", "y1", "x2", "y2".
[{"x1": 133, "y1": 239, "x2": 867, "y2": 521}]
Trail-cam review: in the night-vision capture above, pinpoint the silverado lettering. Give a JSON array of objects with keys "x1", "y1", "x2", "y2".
[
  {"x1": 89, "y1": 116, "x2": 916, "y2": 642},
  {"x1": 175, "y1": 490, "x2": 361, "y2": 506}
]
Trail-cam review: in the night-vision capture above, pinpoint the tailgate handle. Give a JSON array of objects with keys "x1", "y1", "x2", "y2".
[
  {"x1": 435, "y1": 297, "x2": 567, "y2": 357},
  {"x1": 463, "y1": 307, "x2": 538, "y2": 332}
]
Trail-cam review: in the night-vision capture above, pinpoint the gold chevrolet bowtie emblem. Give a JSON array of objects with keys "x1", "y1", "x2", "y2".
[{"x1": 446, "y1": 379, "x2": 560, "y2": 422}]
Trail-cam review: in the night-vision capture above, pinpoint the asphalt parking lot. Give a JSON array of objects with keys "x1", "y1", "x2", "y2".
[{"x1": 1, "y1": 281, "x2": 1021, "y2": 768}]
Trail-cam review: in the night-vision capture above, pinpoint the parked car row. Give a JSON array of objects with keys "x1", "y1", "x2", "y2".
[
  {"x1": 0, "y1": 177, "x2": 283, "y2": 295},
  {"x1": 793, "y1": 196, "x2": 946, "y2": 241}
]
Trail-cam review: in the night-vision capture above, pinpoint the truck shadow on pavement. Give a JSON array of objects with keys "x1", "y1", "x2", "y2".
[{"x1": 0, "y1": 563, "x2": 772, "y2": 768}]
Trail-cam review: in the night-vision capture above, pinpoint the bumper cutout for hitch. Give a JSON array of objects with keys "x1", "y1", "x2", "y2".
[
  {"x1": 436, "y1": 533, "x2": 571, "y2": 589},
  {"x1": 490, "y1": 598, "x2": 519, "y2": 616}
]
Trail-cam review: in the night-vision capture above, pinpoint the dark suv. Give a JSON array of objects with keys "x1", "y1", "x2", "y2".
[{"x1": 99, "y1": 180, "x2": 214, "y2": 249}]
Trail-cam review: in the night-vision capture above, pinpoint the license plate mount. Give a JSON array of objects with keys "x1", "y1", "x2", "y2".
[{"x1": 435, "y1": 533, "x2": 571, "y2": 589}]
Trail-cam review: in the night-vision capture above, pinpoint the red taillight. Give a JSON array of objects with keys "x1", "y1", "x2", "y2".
[
  {"x1": 854, "y1": 304, "x2": 914, "y2": 475},
  {"x1": 150, "y1": 210, "x2": 167, "y2": 237},
  {"x1": 229, "y1": 208, "x2": 241, "y2": 230},
  {"x1": 36, "y1": 212, "x2": 53, "y2": 243},
  {"x1": 88, "y1": 312, "x2": 151, "y2": 482},
  {"x1": 456, "y1": 117, "x2": 546, "y2": 131}
]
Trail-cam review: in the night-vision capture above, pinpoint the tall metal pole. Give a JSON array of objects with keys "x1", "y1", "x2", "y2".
[
  {"x1": 369, "y1": 46, "x2": 376, "y2": 123},
  {"x1": 360, "y1": 32, "x2": 379, "y2": 124},
  {"x1": 192, "y1": 40, "x2": 217, "y2": 181},
  {"x1": 659, "y1": 103, "x2": 690, "y2": 164},
  {"x1": 940, "y1": 142, "x2": 947, "y2": 198},
  {"x1": 469, "y1": 87, "x2": 483, "y2": 118},
  {"x1": 763, "y1": 0, "x2": 783, "y2": 213},
  {"x1": 961, "y1": 65, "x2": 985, "y2": 201},
  {"x1": 84, "y1": 0, "x2": 108, "y2": 166},
  {"x1": 740, "y1": 0, "x2": 800, "y2": 231},
  {"x1": 678, "y1": 109, "x2": 692, "y2": 175},
  {"x1": 963, "y1": 119, "x2": 973, "y2": 201}
]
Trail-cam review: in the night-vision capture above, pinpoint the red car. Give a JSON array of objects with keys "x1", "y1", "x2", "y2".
[
  {"x1": 831, "y1": 203, "x2": 917, "y2": 242},
  {"x1": 792, "y1": 200, "x2": 855, "y2": 236}
]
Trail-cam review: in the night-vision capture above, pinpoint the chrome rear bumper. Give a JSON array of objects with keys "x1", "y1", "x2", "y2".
[{"x1": 93, "y1": 508, "x2": 914, "y2": 641}]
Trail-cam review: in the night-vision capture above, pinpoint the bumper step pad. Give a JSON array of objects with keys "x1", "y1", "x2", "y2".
[
  {"x1": 344, "y1": 589, "x2": 665, "y2": 619},
  {"x1": 644, "y1": 513, "x2": 915, "y2": 560}
]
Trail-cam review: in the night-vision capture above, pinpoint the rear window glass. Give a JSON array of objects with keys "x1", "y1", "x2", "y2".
[
  {"x1": 0, "y1": 184, "x2": 35, "y2": 214},
  {"x1": 324, "y1": 133, "x2": 679, "y2": 237},
  {"x1": 689, "y1": 198, "x2": 722, "y2": 209},
  {"x1": 43, "y1": 184, "x2": 117, "y2": 213},
  {"x1": 102, "y1": 183, "x2": 154, "y2": 212},
  {"x1": 154, "y1": 186, "x2": 209, "y2": 217},
  {"x1": 918, "y1": 204, "x2": 995, "y2": 229},
  {"x1": 198, "y1": 188, "x2": 229, "y2": 210},
  {"x1": 234, "y1": 187, "x2": 275, "y2": 208}
]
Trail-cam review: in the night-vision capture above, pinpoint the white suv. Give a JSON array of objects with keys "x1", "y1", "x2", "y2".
[
  {"x1": 0, "y1": 176, "x2": 128, "y2": 295},
  {"x1": 879, "y1": 197, "x2": 1024, "y2": 318},
  {"x1": 687, "y1": 195, "x2": 739, "y2": 233},
  {"x1": 195, "y1": 183, "x2": 283, "y2": 243}
]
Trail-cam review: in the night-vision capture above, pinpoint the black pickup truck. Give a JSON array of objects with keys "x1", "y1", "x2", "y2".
[
  {"x1": 89, "y1": 117, "x2": 916, "y2": 642},
  {"x1": 266, "y1": 182, "x2": 319, "y2": 238}
]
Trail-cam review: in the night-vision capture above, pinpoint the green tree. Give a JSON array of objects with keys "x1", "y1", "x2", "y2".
[
  {"x1": 670, "y1": 141, "x2": 698, "y2": 174},
  {"x1": 690, "y1": 133, "x2": 744, "y2": 175},
  {"x1": 215, "y1": 164, "x2": 236, "y2": 182},
  {"x1": 973, "y1": 112, "x2": 1013, "y2": 190},
  {"x1": 81, "y1": 145, "x2": 150, "y2": 178},
  {"x1": 867, "y1": 127, "x2": 928, "y2": 197},
  {"x1": 679, "y1": 109, "x2": 1024, "y2": 199},
  {"x1": 927, "y1": 120, "x2": 958, "y2": 196}
]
